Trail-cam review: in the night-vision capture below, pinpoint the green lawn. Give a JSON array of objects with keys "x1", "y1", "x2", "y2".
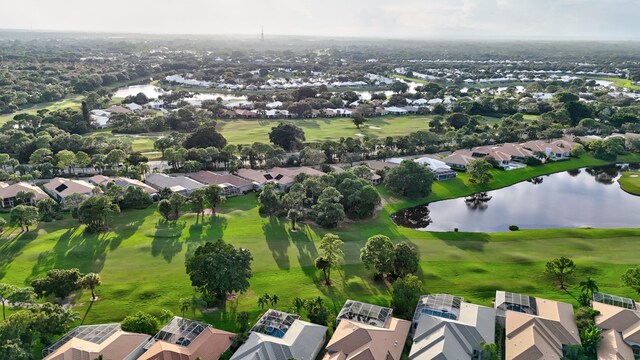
[
  {"x1": 602, "y1": 77, "x2": 640, "y2": 91},
  {"x1": 1, "y1": 154, "x2": 640, "y2": 333},
  {"x1": 618, "y1": 171, "x2": 640, "y2": 195},
  {"x1": 86, "y1": 131, "x2": 158, "y2": 153},
  {"x1": 0, "y1": 95, "x2": 84, "y2": 125},
  {"x1": 218, "y1": 115, "x2": 500, "y2": 145}
]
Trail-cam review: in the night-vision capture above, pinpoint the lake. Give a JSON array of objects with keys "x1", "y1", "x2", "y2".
[
  {"x1": 113, "y1": 84, "x2": 247, "y2": 101},
  {"x1": 392, "y1": 164, "x2": 640, "y2": 232}
]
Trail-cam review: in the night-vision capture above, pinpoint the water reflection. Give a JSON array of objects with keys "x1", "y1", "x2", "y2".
[
  {"x1": 392, "y1": 164, "x2": 640, "y2": 232},
  {"x1": 464, "y1": 192, "x2": 491, "y2": 210}
]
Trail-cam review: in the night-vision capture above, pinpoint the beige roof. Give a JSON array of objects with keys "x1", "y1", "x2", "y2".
[
  {"x1": 106, "y1": 105, "x2": 132, "y2": 114},
  {"x1": 0, "y1": 182, "x2": 9, "y2": 188},
  {"x1": 444, "y1": 151, "x2": 476, "y2": 167},
  {"x1": 43, "y1": 329, "x2": 149, "y2": 360},
  {"x1": 272, "y1": 166, "x2": 326, "y2": 178},
  {"x1": 593, "y1": 302, "x2": 640, "y2": 333},
  {"x1": 521, "y1": 140, "x2": 565, "y2": 155},
  {"x1": 324, "y1": 317, "x2": 411, "y2": 360},
  {"x1": 0, "y1": 182, "x2": 49, "y2": 202},
  {"x1": 236, "y1": 168, "x2": 294, "y2": 186},
  {"x1": 495, "y1": 143, "x2": 534, "y2": 158},
  {"x1": 365, "y1": 160, "x2": 399, "y2": 171},
  {"x1": 139, "y1": 326, "x2": 235, "y2": 360},
  {"x1": 504, "y1": 297, "x2": 580, "y2": 360},
  {"x1": 597, "y1": 329, "x2": 635, "y2": 360},
  {"x1": 89, "y1": 174, "x2": 112, "y2": 186},
  {"x1": 551, "y1": 138, "x2": 577, "y2": 150},
  {"x1": 115, "y1": 177, "x2": 158, "y2": 195},
  {"x1": 43, "y1": 178, "x2": 96, "y2": 197},
  {"x1": 188, "y1": 171, "x2": 253, "y2": 188}
]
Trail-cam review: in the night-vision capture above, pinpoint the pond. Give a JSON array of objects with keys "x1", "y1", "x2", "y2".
[
  {"x1": 392, "y1": 164, "x2": 640, "y2": 232},
  {"x1": 114, "y1": 84, "x2": 249, "y2": 101}
]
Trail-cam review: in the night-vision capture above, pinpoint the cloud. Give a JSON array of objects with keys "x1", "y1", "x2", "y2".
[{"x1": 1, "y1": 0, "x2": 638, "y2": 39}]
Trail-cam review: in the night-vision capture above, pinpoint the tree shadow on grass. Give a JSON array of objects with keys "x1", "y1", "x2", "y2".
[
  {"x1": 263, "y1": 217, "x2": 291, "y2": 270},
  {"x1": 0, "y1": 228, "x2": 39, "y2": 281},
  {"x1": 28, "y1": 226, "x2": 111, "y2": 282},
  {"x1": 429, "y1": 231, "x2": 490, "y2": 252},
  {"x1": 152, "y1": 220, "x2": 186, "y2": 263},
  {"x1": 107, "y1": 216, "x2": 145, "y2": 251}
]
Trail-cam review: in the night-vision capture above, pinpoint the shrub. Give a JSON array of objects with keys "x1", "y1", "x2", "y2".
[{"x1": 509, "y1": 225, "x2": 519, "y2": 231}]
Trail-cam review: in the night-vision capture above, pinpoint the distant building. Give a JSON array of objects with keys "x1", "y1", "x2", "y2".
[
  {"x1": 187, "y1": 171, "x2": 254, "y2": 196},
  {"x1": 145, "y1": 173, "x2": 206, "y2": 196}
]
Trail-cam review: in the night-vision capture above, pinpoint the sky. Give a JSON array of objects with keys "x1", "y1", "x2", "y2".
[{"x1": 2, "y1": 0, "x2": 639, "y2": 40}]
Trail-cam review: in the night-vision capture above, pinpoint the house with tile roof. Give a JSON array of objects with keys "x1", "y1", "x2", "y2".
[
  {"x1": 0, "y1": 181, "x2": 49, "y2": 207},
  {"x1": 593, "y1": 292, "x2": 640, "y2": 359}
]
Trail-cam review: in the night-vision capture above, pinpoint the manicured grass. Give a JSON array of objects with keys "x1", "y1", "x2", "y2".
[
  {"x1": 602, "y1": 77, "x2": 640, "y2": 91},
  {"x1": 86, "y1": 132, "x2": 158, "y2": 153},
  {"x1": 217, "y1": 115, "x2": 500, "y2": 145},
  {"x1": 2, "y1": 154, "x2": 640, "y2": 333},
  {"x1": 0, "y1": 95, "x2": 84, "y2": 125},
  {"x1": 618, "y1": 171, "x2": 640, "y2": 196}
]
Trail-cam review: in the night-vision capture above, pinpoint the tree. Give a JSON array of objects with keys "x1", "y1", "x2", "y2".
[
  {"x1": 15, "y1": 191, "x2": 35, "y2": 206},
  {"x1": 258, "y1": 183, "x2": 281, "y2": 216},
  {"x1": 304, "y1": 297, "x2": 329, "y2": 326},
  {"x1": 77, "y1": 196, "x2": 120, "y2": 232},
  {"x1": 82, "y1": 273, "x2": 102, "y2": 301},
  {"x1": 299, "y1": 147, "x2": 326, "y2": 166},
  {"x1": 56, "y1": 150, "x2": 76, "y2": 174},
  {"x1": 317, "y1": 233, "x2": 344, "y2": 285},
  {"x1": 393, "y1": 241, "x2": 420, "y2": 277},
  {"x1": 269, "y1": 123, "x2": 305, "y2": 151},
  {"x1": 121, "y1": 311, "x2": 160, "y2": 335},
  {"x1": 446, "y1": 113, "x2": 470, "y2": 129},
  {"x1": 185, "y1": 239, "x2": 253, "y2": 305},
  {"x1": 204, "y1": 185, "x2": 223, "y2": 215},
  {"x1": 384, "y1": 160, "x2": 433, "y2": 198},
  {"x1": 185, "y1": 125, "x2": 227, "y2": 149},
  {"x1": 352, "y1": 112, "x2": 367, "y2": 129},
  {"x1": 314, "y1": 257, "x2": 331, "y2": 285},
  {"x1": 189, "y1": 294, "x2": 206, "y2": 320},
  {"x1": 31, "y1": 268, "x2": 83, "y2": 299},
  {"x1": 360, "y1": 235, "x2": 395, "y2": 278},
  {"x1": 545, "y1": 257, "x2": 576, "y2": 289},
  {"x1": 257, "y1": 294, "x2": 271, "y2": 309},
  {"x1": 579, "y1": 277, "x2": 599, "y2": 298},
  {"x1": 236, "y1": 311, "x2": 250, "y2": 332},
  {"x1": 10, "y1": 205, "x2": 39, "y2": 232},
  {"x1": 158, "y1": 199, "x2": 173, "y2": 221},
  {"x1": 391, "y1": 274, "x2": 424, "y2": 320},
  {"x1": 122, "y1": 186, "x2": 152, "y2": 210},
  {"x1": 579, "y1": 323, "x2": 602, "y2": 357},
  {"x1": 0, "y1": 284, "x2": 34, "y2": 320},
  {"x1": 622, "y1": 266, "x2": 640, "y2": 294},
  {"x1": 37, "y1": 198, "x2": 61, "y2": 222},
  {"x1": 169, "y1": 193, "x2": 186, "y2": 218},
  {"x1": 391, "y1": 81, "x2": 409, "y2": 94},
  {"x1": 179, "y1": 297, "x2": 190, "y2": 318},
  {"x1": 467, "y1": 158, "x2": 494, "y2": 186},
  {"x1": 189, "y1": 188, "x2": 207, "y2": 221},
  {"x1": 312, "y1": 187, "x2": 345, "y2": 228},
  {"x1": 283, "y1": 183, "x2": 306, "y2": 230}
]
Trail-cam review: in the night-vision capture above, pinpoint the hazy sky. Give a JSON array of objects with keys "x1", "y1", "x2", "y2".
[{"x1": 3, "y1": 0, "x2": 639, "y2": 40}]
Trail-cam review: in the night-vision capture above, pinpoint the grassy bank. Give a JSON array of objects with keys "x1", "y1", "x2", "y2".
[
  {"x1": 618, "y1": 171, "x2": 640, "y2": 195},
  {"x1": 1, "y1": 154, "x2": 640, "y2": 332}
]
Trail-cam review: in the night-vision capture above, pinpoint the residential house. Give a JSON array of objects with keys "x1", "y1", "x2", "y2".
[
  {"x1": 0, "y1": 182, "x2": 49, "y2": 207},
  {"x1": 495, "y1": 291, "x2": 581, "y2": 360},
  {"x1": 135, "y1": 317, "x2": 235, "y2": 360},
  {"x1": 90, "y1": 175, "x2": 157, "y2": 195},
  {"x1": 592, "y1": 292, "x2": 640, "y2": 359},
  {"x1": 324, "y1": 300, "x2": 411, "y2": 360},
  {"x1": 42, "y1": 323, "x2": 150, "y2": 360},
  {"x1": 521, "y1": 140, "x2": 568, "y2": 160},
  {"x1": 443, "y1": 151, "x2": 476, "y2": 171},
  {"x1": 144, "y1": 173, "x2": 206, "y2": 196},
  {"x1": 90, "y1": 109, "x2": 110, "y2": 128},
  {"x1": 187, "y1": 171, "x2": 255, "y2": 196},
  {"x1": 234, "y1": 109, "x2": 258, "y2": 118},
  {"x1": 105, "y1": 105, "x2": 132, "y2": 114},
  {"x1": 413, "y1": 157, "x2": 458, "y2": 181},
  {"x1": 409, "y1": 294, "x2": 496, "y2": 360},
  {"x1": 374, "y1": 107, "x2": 389, "y2": 116},
  {"x1": 385, "y1": 106, "x2": 408, "y2": 115},
  {"x1": 237, "y1": 166, "x2": 324, "y2": 191},
  {"x1": 43, "y1": 178, "x2": 97, "y2": 204},
  {"x1": 230, "y1": 309, "x2": 327, "y2": 360}
]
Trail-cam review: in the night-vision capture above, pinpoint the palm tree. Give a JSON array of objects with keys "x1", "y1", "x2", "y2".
[
  {"x1": 180, "y1": 297, "x2": 190, "y2": 318},
  {"x1": 236, "y1": 311, "x2": 250, "y2": 332},
  {"x1": 82, "y1": 273, "x2": 102, "y2": 301},
  {"x1": 190, "y1": 294, "x2": 206, "y2": 320},
  {"x1": 580, "y1": 277, "x2": 599, "y2": 297},
  {"x1": 270, "y1": 294, "x2": 279, "y2": 308},
  {"x1": 292, "y1": 297, "x2": 306, "y2": 314}
]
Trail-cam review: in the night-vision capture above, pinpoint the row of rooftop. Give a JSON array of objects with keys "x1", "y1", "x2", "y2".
[{"x1": 42, "y1": 290, "x2": 640, "y2": 360}]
